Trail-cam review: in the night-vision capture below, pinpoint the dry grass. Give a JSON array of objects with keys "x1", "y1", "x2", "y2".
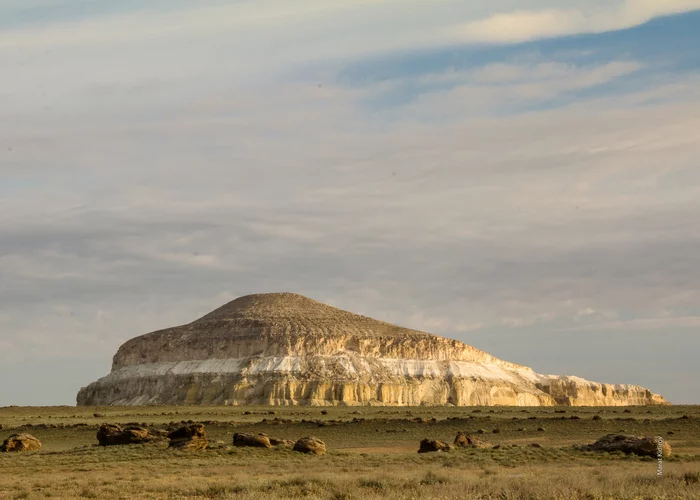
[{"x1": 1, "y1": 404, "x2": 700, "y2": 499}]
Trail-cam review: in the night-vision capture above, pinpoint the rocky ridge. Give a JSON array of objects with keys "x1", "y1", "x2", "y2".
[{"x1": 77, "y1": 293, "x2": 667, "y2": 407}]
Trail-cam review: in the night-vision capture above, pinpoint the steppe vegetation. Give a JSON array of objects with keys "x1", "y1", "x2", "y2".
[{"x1": 1, "y1": 404, "x2": 699, "y2": 499}]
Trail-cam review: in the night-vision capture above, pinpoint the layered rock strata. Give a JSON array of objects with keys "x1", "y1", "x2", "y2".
[{"x1": 77, "y1": 293, "x2": 667, "y2": 407}]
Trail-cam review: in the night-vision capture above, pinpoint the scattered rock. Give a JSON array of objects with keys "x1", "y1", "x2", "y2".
[
  {"x1": 293, "y1": 436, "x2": 326, "y2": 455},
  {"x1": 592, "y1": 415, "x2": 602, "y2": 421},
  {"x1": 476, "y1": 429, "x2": 486, "y2": 434},
  {"x1": 233, "y1": 432, "x2": 272, "y2": 448},
  {"x1": 492, "y1": 428, "x2": 501, "y2": 434},
  {"x1": 453, "y1": 432, "x2": 491, "y2": 448},
  {"x1": 529, "y1": 443, "x2": 543, "y2": 448},
  {"x1": 586, "y1": 434, "x2": 671, "y2": 457},
  {"x1": 97, "y1": 424, "x2": 153, "y2": 446},
  {"x1": 0, "y1": 424, "x2": 4, "y2": 430},
  {"x1": 1, "y1": 434, "x2": 42, "y2": 452},
  {"x1": 418, "y1": 439, "x2": 452, "y2": 453},
  {"x1": 321, "y1": 410, "x2": 328, "y2": 415},
  {"x1": 667, "y1": 431, "x2": 675, "y2": 435},
  {"x1": 569, "y1": 416, "x2": 581, "y2": 420},
  {"x1": 93, "y1": 413, "x2": 105, "y2": 418},
  {"x1": 168, "y1": 424, "x2": 208, "y2": 450},
  {"x1": 537, "y1": 427, "x2": 546, "y2": 432}
]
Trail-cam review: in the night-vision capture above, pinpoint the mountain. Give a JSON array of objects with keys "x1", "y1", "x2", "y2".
[{"x1": 77, "y1": 293, "x2": 667, "y2": 406}]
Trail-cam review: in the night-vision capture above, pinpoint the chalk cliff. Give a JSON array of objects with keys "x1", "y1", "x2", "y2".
[{"x1": 77, "y1": 293, "x2": 667, "y2": 406}]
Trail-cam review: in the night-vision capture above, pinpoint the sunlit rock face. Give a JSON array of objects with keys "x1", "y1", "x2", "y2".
[{"x1": 77, "y1": 293, "x2": 667, "y2": 406}]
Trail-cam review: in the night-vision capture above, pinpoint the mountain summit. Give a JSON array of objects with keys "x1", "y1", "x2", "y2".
[{"x1": 77, "y1": 293, "x2": 667, "y2": 406}]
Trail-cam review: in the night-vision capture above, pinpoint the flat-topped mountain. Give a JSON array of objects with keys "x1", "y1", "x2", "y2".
[{"x1": 77, "y1": 293, "x2": 667, "y2": 406}]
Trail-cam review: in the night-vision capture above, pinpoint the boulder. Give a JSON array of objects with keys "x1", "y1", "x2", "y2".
[
  {"x1": 233, "y1": 432, "x2": 272, "y2": 448},
  {"x1": 453, "y1": 431, "x2": 491, "y2": 449},
  {"x1": 97, "y1": 424, "x2": 153, "y2": 446},
  {"x1": 293, "y1": 436, "x2": 326, "y2": 454},
  {"x1": 1, "y1": 434, "x2": 42, "y2": 452},
  {"x1": 586, "y1": 434, "x2": 671, "y2": 457},
  {"x1": 168, "y1": 423, "x2": 208, "y2": 450},
  {"x1": 418, "y1": 439, "x2": 452, "y2": 453}
]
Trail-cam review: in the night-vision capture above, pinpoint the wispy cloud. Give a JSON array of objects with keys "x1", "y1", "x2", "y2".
[
  {"x1": 1, "y1": 1, "x2": 700, "y2": 404},
  {"x1": 456, "y1": 0, "x2": 700, "y2": 43},
  {"x1": 562, "y1": 316, "x2": 700, "y2": 332}
]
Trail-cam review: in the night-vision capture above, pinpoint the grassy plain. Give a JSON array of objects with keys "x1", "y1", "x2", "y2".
[{"x1": 1, "y1": 404, "x2": 699, "y2": 499}]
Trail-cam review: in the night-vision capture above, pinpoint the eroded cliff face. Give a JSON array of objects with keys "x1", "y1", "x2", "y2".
[{"x1": 77, "y1": 293, "x2": 667, "y2": 407}]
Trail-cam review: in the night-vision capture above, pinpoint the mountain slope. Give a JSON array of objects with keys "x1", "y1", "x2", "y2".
[{"x1": 77, "y1": 293, "x2": 667, "y2": 406}]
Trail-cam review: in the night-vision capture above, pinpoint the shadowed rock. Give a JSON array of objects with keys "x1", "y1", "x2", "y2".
[
  {"x1": 97, "y1": 424, "x2": 153, "y2": 446},
  {"x1": 585, "y1": 434, "x2": 671, "y2": 457},
  {"x1": 233, "y1": 432, "x2": 271, "y2": 448},
  {"x1": 168, "y1": 424, "x2": 208, "y2": 450},
  {"x1": 293, "y1": 436, "x2": 326, "y2": 454},
  {"x1": 1, "y1": 434, "x2": 41, "y2": 452},
  {"x1": 418, "y1": 439, "x2": 452, "y2": 453},
  {"x1": 76, "y1": 293, "x2": 668, "y2": 407}
]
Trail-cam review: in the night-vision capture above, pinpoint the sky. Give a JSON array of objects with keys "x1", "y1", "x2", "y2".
[{"x1": 1, "y1": 0, "x2": 699, "y2": 406}]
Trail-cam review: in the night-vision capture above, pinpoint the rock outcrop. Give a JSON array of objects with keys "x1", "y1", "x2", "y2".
[
  {"x1": 453, "y1": 432, "x2": 491, "y2": 448},
  {"x1": 97, "y1": 424, "x2": 154, "y2": 446},
  {"x1": 293, "y1": 436, "x2": 326, "y2": 454},
  {"x1": 418, "y1": 439, "x2": 452, "y2": 453},
  {"x1": 77, "y1": 293, "x2": 667, "y2": 407},
  {"x1": 233, "y1": 432, "x2": 272, "y2": 448},
  {"x1": 1, "y1": 434, "x2": 42, "y2": 452},
  {"x1": 168, "y1": 424, "x2": 208, "y2": 450},
  {"x1": 585, "y1": 434, "x2": 672, "y2": 457}
]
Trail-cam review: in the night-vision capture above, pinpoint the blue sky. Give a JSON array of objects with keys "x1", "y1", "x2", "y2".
[{"x1": 1, "y1": 0, "x2": 700, "y2": 405}]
